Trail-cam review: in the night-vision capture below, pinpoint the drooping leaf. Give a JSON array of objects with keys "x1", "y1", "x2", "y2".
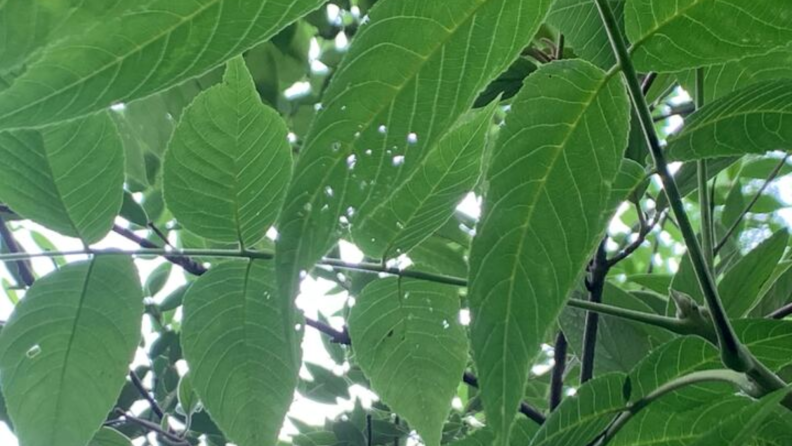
[
  {"x1": 181, "y1": 260, "x2": 302, "y2": 446},
  {"x1": 178, "y1": 373, "x2": 200, "y2": 418},
  {"x1": 467, "y1": 59, "x2": 630, "y2": 444},
  {"x1": 688, "y1": 386, "x2": 792, "y2": 446},
  {"x1": 276, "y1": 0, "x2": 555, "y2": 303},
  {"x1": 0, "y1": 0, "x2": 325, "y2": 130},
  {"x1": 351, "y1": 101, "x2": 497, "y2": 259},
  {"x1": 610, "y1": 395, "x2": 752, "y2": 446},
  {"x1": 88, "y1": 427, "x2": 133, "y2": 446},
  {"x1": 677, "y1": 43, "x2": 792, "y2": 103},
  {"x1": 626, "y1": 0, "x2": 792, "y2": 72},
  {"x1": 299, "y1": 362, "x2": 350, "y2": 405},
  {"x1": 531, "y1": 373, "x2": 627, "y2": 446},
  {"x1": 0, "y1": 256, "x2": 143, "y2": 446},
  {"x1": 0, "y1": 113, "x2": 124, "y2": 243},
  {"x1": 719, "y1": 230, "x2": 789, "y2": 317},
  {"x1": 348, "y1": 278, "x2": 468, "y2": 446},
  {"x1": 547, "y1": 0, "x2": 624, "y2": 69},
  {"x1": 164, "y1": 57, "x2": 292, "y2": 247},
  {"x1": 666, "y1": 80, "x2": 792, "y2": 162}
]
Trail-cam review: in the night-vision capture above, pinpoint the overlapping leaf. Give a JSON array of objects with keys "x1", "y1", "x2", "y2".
[
  {"x1": 164, "y1": 57, "x2": 292, "y2": 247},
  {"x1": 88, "y1": 428, "x2": 133, "y2": 446},
  {"x1": 719, "y1": 230, "x2": 789, "y2": 317},
  {"x1": 628, "y1": 320, "x2": 792, "y2": 409},
  {"x1": 467, "y1": 59, "x2": 630, "y2": 445},
  {"x1": 688, "y1": 386, "x2": 792, "y2": 446},
  {"x1": 611, "y1": 396, "x2": 752, "y2": 446},
  {"x1": 531, "y1": 373, "x2": 627, "y2": 446},
  {"x1": 352, "y1": 102, "x2": 496, "y2": 259},
  {"x1": 677, "y1": 43, "x2": 792, "y2": 103},
  {"x1": 0, "y1": 113, "x2": 124, "y2": 243},
  {"x1": 0, "y1": 0, "x2": 325, "y2": 130},
  {"x1": 276, "y1": 0, "x2": 555, "y2": 302},
  {"x1": 0, "y1": 0, "x2": 143, "y2": 74},
  {"x1": 626, "y1": 0, "x2": 792, "y2": 72},
  {"x1": 547, "y1": 0, "x2": 624, "y2": 69},
  {"x1": 181, "y1": 260, "x2": 302, "y2": 446},
  {"x1": 447, "y1": 419, "x2": 540, "y2": 446},
  {"x1": 0, "y1": 257, "x2": 143, "y2": 446},
  {"x1": 666, "y1": 80, "x2": 792, "y2": 161},
  {"x1": 348, "y1": 278, "x2": 468, "y2": 446}
]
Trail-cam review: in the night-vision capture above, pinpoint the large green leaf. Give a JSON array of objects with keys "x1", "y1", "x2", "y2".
[
  {"x1": 531, "y1": 373, "x2": 627, "y2": 446},
  {"x1": 628, "y1": 320, "x2": 792, "y2": 408},
  {"x1": 750, "y1": 261, "x2": 792, "y2": 318},
  {"x1": 666, "y1": 80, "x2": 792, "y2": 161},
  {"x1": 181, "y1": 260, "x2": 302, "y2": 446},
  {"x1": 688, "y1": 386, "x2": 792, "y2": 446},
  {"x1": 0, "y1": 0, "x2": 325, "y2": 130},
  {"x1": 0, "y1": 113, "x2": 124, "y2": 243},
  {"x1": 351, "y1": 102, "x2": 496, "y2": 259},
  {"x1": 719, "y1": 231, "x2": 789, "y2": 317},
  {"x1": 163, "y1": 57, "x2": 292, "y2": 247},
  {"x1": 0, "y1": 256, "x2": 143, "y2": 446},
  {"x1": 467, "y1": 59, "x2": 630, "y2": 445},
  {"x1": 677, "y1": 43, "x2": 792, "y2": 103},
  {"x1": 348, "y1": 278, "x2": 468, "y2": 446},
  {"x1": 611, "y1": 396, "x2": 752, "y2": 446},
  {"x1": 547, "y1": 0, "x2": 624, "y2": 69},
  {"x1": 0, "y1": 0, "x2": 144, "y2": 74},
  {"x1": 88, "y1": 428, "x2": 133, "y2": 446},
  {"x1": 626, "y1": 0, "x2": 792, "y2": 72},
  {"x1": 276, "y1": 0, "x2": 555, "y2": 302}
]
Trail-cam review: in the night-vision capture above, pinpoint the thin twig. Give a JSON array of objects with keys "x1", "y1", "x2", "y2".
[
  {"x1": 109, "y1": 410, "x2": 189, "y2": 446},
  {"x1": 714, "y1": 154, "x2": 790, "y2": 254},
  {"x1": 607, "y1": 205, "x2": 662, "y2": 267},
  {"x1": 767, "y1": 302, "x2": 792, "y2": 320}
]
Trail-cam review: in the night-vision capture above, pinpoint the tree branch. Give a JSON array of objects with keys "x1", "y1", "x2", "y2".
[
  {"x1": 129, "y1": 370, "x2": 166, "y2": 420},
  {"x1": 462, "y1": 371, "x2": 546, "y2": 425}
]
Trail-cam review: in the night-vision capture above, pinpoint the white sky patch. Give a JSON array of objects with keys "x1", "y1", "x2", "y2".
[
  {"x1": 284, "y1": 81, "x2": 312, "y2": 100},
  {"x1": 456, "y1": 192, "x2": 481, "y2": 220}
]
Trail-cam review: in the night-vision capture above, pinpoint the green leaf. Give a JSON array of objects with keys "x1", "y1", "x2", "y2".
[
  {"x1": 611, "y1": 395, "x2": 752, "y2": 446},
  {"x1": 164, "y1": 57, "x2": 292, "y2": 247},
  {"x1": 299, "y1": 362, "x2": 350, "y2": 404},
  {"x1": 628, "y1": 320, "x2": 792, "y2": 408},
  {"x1": 720, "y1": 230, "x2": 789, "y2": 317},
  {"x1": 0, "y1": 0, "x2": 325, "y2": 130},
  {"x1": 181, "y1": 260, "x2": 302, "y2": 446},
  {"x1": 547, "y1": 0, "x2": 624, "y2": 69},
  {"x1": 0, "y1": 0, "x2": 143, "y2": 74},
  {"x1": 351, "y1": 102, "x2": 497, "y2": 259},
  {"x1": 467, "y1": 59, "x2": 630, "y2": 444},
  {"x1": 447, "y1": 419, "x2": 540, "y2": 446},
  {"x1": 666, "y1": 80, "x2": 792, "y2": 162},
  {"x1": 531, "y1": 373, "x2": 627, "y2": 446},
  {"x1": 178, "y1": 373, "x2": 200, "y2": 418},
  {"x1": 0, "y1": 256, "x2": 143, "y2": 446},
  {"x1": 688, "y1": 386, "x2": 792, "y2": 446},
  {"x1": 120, "y1": 192, "x2": 149, "y2": 227},
  {"x1": 740, "y1": 157, "x2": 792, "y2": 180},
  {"x1": 145, "y1": 262, "x2": 172, "y2": 297},
  {"x1": 677, "y1": 43, "x2": 792, "y2": 103},
  {"x1": 562, "y1": 284, "x2": 672, "y2": 374},
  {"x1": 348, "y1": 278, "x2": 468, "y2": 446},
  {"x1": 750, "y1": 261, "x2": 792, "y2": 318},
  {"x1": 0, "y1": 113, "x2": 124, "y2": 243},
  {"x1": 276, "y1": 0, "x2": 555, "y2": 301},
  {"x1": 88, "y1": 427, "x2": 133, "y2": 446},
  {"x1": 626, "y1": 0, "x2": 792, "y2": 72}
]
